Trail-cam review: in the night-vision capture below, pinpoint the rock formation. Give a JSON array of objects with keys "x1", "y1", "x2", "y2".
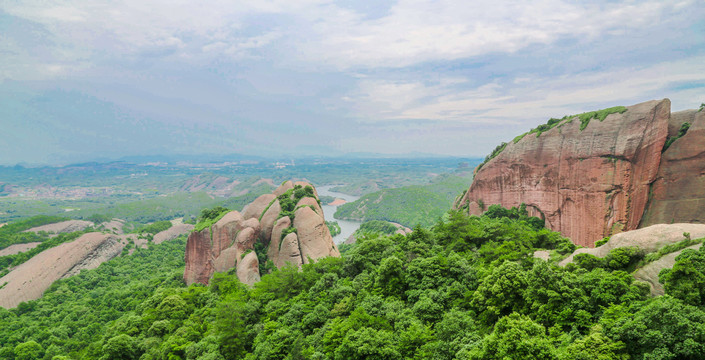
[
  {"x1": 457, "y1": 99, "x2": 705, "y2": 247},
  {"x1": 641, "y1": 109, "x2": 705, "y2": 226},
  {"x1": 556, "y1": 223, "x2": 705, "y2": 295},
  {"x1": 183, "y1": 181, "x2": 340, "y2": 286},
  {"x1": 0, "y1": 233, "x2": 125, "y2": 308}
]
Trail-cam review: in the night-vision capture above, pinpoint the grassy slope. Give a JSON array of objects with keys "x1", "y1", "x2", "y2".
[{"x1": 334, "y1": 173, "x2": 472, "y2": 227}]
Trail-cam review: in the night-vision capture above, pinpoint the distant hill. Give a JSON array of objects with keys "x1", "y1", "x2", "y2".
[{"x1": 334, "y1": 173, "x2": 472, "y2": 227}]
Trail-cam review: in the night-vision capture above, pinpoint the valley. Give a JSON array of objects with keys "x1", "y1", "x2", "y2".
[{"x1": 1, "y1": 101, "x2": 705, "y2": 359}]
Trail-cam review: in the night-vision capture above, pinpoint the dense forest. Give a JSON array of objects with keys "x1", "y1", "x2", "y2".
[{"x1": 2, "y1": 205, "x2": 705, "y2": 359}]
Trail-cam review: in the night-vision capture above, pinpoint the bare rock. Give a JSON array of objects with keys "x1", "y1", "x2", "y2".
[
  {"x1": 642, "y1": 110, "x2": 705, "y2": 226},
  {"x1": 242, "y1": 194, "x2": 276, "y2": 220},
  {"x1": 259, "y1": 199, "x2": 281, "y2": 242},
  {"x1": 296, "y1": 196, "x2": 324, "y2": 217},
  {"x1": 0, "y1": 233, "x2": 124, "y2": 308},
  {"x1": 559, "y1": 223, "x2": 705, "y2": 266},
  {"x1": 458, "y1": 99, "x2": 670, "y2": 247},
  {"x1": 268, "y1": 216, "x2": 292, "y2": 263},
  {"x1": 274, "y1": 181, "x2": 294, "y2": 196},
  {"x1": 152, "y1": 223, "x2": 194, "y2": 245},
  {"x1": 293, "y1": 206, "x2": 340, "y2": 264},
  {"x1": 183, "y1": 228, "x2": 214, "y2": 285},
  {"x1": 276, "y1": 233, "x2": 303, "y2": 268},
  {"x1": 24, "y1": 220, "x2": 94, "y2": 235},
  {"x1": 237, "y1": 251, "x2": 261, "y2": 286},
  {"x1": 214, "y1": 247, "x2": 238, "y2": 273},
  {"x1": 235, "y1": 227, "x2": 258, "y2": 255},
  {"x1": 211, "y1": 211, "x2": 245, "y2": 256}
]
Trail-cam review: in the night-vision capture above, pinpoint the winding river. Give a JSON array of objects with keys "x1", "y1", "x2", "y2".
[{"x1": 316, "y1": 185, "x2": 362, "y2": 244}]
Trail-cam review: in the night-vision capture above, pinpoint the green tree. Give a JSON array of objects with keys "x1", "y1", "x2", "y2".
[
  {"x1": 101, "y1": 334, "x2": 138, "y2": 360},
  {"x1": 659, "y1": 246, "x2": 705, "y2": 306},
  {"x1": 14, "y1": 341, "x2": 43, "y2": 360},
  {"x1": 460, "y1": 313, "x2": 557, "y2": 360},
  {"x1": 471, "y1": 261, "x2": 528, "y2": 326},
  {"x1": 607, "y1": 296, "x2": 705, "y2": 359}
]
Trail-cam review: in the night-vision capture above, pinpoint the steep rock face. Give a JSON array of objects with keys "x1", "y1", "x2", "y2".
[
  {"x1": 293, "y1": 206, "x2": 340, "y2": 263},
  {"x1": 458, "y1": 99, "x2": 670, "y2": 247},
  {"x1": 184, "y1": 181, "x2": 340, "y2": 285},
  {"x1": 0, "y1": 233, "x2": 125, "y2": 308},
  {"x1": 183, "y1": 212, "x2": 262, "y2": 286},
  {"x1": 641, "y1": 110, "x2": 705, "y2": 226},
  {"x1": 277, "y1": 233, "x2": 303, "y2": 268},
  {"x1": 237, "y1": 252, "x2": 261, "y2": 286},
  {"x1": 268, "y1": 216, "x2": 292, "y2": 265}
]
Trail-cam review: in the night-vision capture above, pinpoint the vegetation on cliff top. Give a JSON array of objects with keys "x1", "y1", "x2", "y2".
[
  {"x1": 194, "y1": 206, "x2": 230, "y2": 233},
  {"x1": 477, "y1": 105, "x2": 628, "y2": 171}
]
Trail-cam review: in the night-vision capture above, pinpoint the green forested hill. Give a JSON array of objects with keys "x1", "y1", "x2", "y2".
[
  {"x1": 334, "y1": 173, "x2": 471, "y2": 227},
  {"x1": 3, "y1": 207, "x2": 705, "y2": 359}
]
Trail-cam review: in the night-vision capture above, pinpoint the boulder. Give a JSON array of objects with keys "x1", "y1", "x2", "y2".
[
  {"x1": 214, "y1": 247, "x2": 238, "y2": 273},
  {"x1": 259, "y1": 199, "x2": 281, "y2": 242},
  {"x1": 268, "y1": 216, "x2": 292, "y2": 263},
  {"x1": 276, "y1": 233, "x2": 303, "y2": 268},
  {"x1": 242, "y1": 194, "x2": 276, "y2": 220},
  {"x1": 296, "y1": 196, "x2": 324, "y2": 217},
  {"x1": 293, "y1": 206, "x2": 340, "y2": 264},
  {"x1": 273, "y1": 181, "x2": 294, "y2": 196},
  {"x1": 237, "y1": 251, "x2": 261, "y2": 286},
  {"x1": 559, "y1": 223, "x2": 705, "y2": 266},
  {"x1": 235, "y1": 227, "x2": 258, "y2": 255}
]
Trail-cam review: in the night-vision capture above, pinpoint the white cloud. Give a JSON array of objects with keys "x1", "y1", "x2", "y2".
[
  {"x1": 298, "y1": 0, "x2": 687, "y2": 69},
  {"x1": 341, "y1": 55, "x2": 705, "y2": 124}
]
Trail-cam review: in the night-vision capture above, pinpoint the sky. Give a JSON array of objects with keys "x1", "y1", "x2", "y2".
[{"x1": 1, "y1": 0, "x2": 704, "y2": 165}]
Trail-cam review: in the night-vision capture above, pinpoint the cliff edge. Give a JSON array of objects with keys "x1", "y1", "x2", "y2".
[{"x1": 456, "y1": 99, "x2": 704, "y2": 247}]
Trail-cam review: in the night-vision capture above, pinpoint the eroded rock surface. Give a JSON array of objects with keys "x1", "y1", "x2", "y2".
[
  {"x1": 558, "y1": 223, "x2": 705, "y2": 296},
  {"x1": 184, "y1": 182, "x2": 340, "y2": 286},
  {"x1": 642, "y1": 110, "x2": 705, "y2": 227},
  {"x1": 458, "y1": 100, "x2": 671, "y2": 247},
  {"x1": 0, "y1": 233, "x2": 125, "y2": 308}
]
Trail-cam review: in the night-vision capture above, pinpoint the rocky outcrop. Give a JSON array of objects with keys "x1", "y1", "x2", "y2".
[
  {"x1": 557, "y1": 223, "x2": 705, "y2": 295},
  {"x1": 152, "y1": 222, "x2": 195, "y2": 244},
  {"x1": 0, "y1": 233, "x2": 126, "y2": 308},
  {"x1": 559, "y1": 223, "x2": 705, "y2": 266},
  {"x1": 24, "y1": 220, "x2": 94, "y2": 235},
  {"x1": 184, "y1": 181, "x2": 340, "y2": 286},
  {"x1": 457, "y1": 99, "x2": 697, "y2": 247},
  {"x1": 641, "y1": 109, "x2": 705, "y2": 227}
]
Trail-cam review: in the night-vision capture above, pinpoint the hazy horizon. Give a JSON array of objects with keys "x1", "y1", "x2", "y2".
[{"x1": 2, "y1": 0, "x2": 704, "y2": 165}]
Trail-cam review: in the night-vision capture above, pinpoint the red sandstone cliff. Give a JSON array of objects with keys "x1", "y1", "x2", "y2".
[
  {"x1": 641, "y1": 109, "x2": 705, "y2": 227},
  {"x1": 183, "y1": 181, "x2": 340, "y2": 286},
  {"x1": 457, "y1": 99, "x2": 673, "y2": 247}
]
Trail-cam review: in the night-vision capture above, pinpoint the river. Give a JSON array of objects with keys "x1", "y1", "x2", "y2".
[{"x1": 316, "y1": 185, "x2": 362, "y2": 244}]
